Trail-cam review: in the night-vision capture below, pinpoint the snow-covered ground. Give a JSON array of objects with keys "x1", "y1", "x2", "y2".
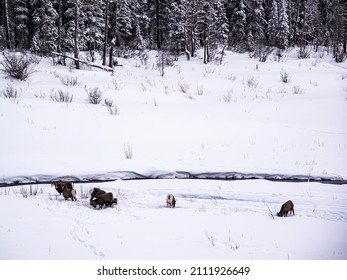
[
  {"x1": 0, "y1": 49, "x2": 346, "y2": 259},
  {"x1": 0, "y1": 179, "x2": 347, "y2": 260}
]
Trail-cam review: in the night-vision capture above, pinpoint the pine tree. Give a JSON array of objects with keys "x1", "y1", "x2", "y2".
[
  {"x1": 80, "y1": 0, "x2": 104, "y2": 59},
  {"x1": 109, "y1": 0, "x2": 132, "y2": 48},
  {"x1": 197, "y1": 1, "x2": 213, "y2": 63},
  {"x1": 197, "y1": 0, "x2": 228, "y2": 64},
  {"x1": 167, "y1": 0, "x2": 187, "y2": 56},
  {"x1": 129, "y1": 0, "x2": 149, "y2": 50},
  {"x1": 268, "y1": 0, "x2": 279, "y2": 46},
  {"x1": 277, "y1": 0, "x2": 289, "y2": 49},
  {"x1": 186, "y1": 0, "x2": 199, "y2": 58},
  {"x1": 13, "y1": 0, "x2": 30, "y2": 49},
  {"x1": 30, "y1": 0, "x2": 58, "y2": 55},
  {"x1": 228, "y1": 0, "x2": 247, "y2": 51},
  {"x1": 55, "y1": 0, "x2": 63, "y2": 54},
  {"x1": 63, "y1": 0, "x2": 78, "y2": 52},
  {"x1": 214, "y1": 0, "x2": 229, "y2": 46},
  {"x1": 288, "y1": 0, "x2": 315, "y2": 48},
  {"x1": 246, "y1": 0, "x2": 266, "y2": 51},
  {"x1": 268, "y1": 0, "x2": 289, "y2": 49},
  {"x1": 146, "y1": 0, "x2": 170, "y2": 49},
  {"x1": 332, "y1": 0, "x2": 347, "y2": 61}
]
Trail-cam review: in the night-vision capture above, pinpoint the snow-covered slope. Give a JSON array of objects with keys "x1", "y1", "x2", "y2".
[{"x1": 0, "y1": 50, "x2": 346, "y2": 184}]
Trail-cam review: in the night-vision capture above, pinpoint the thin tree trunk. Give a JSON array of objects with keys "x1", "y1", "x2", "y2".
[
  {"x1": 156, "y1": 0, "x2": 161, "y2": 49},
  {"x1": 204, "y1": 44, "x2": 209, "y2": 64},
  {"x1": 74, "y1": 0, "x2": 80, "y2": 69},
  {"x1": 108, "y1": 46, "x2": 113, "y2": 68},
  {"x1": 102, "y1": 0, "x2": 109, "y2": 66},
  {"x1": 57, "y1": 0, "x2": 62, "y2": 53},
  {"x1": 4, "y1": 0, "x2": 12, "y2": 49}
]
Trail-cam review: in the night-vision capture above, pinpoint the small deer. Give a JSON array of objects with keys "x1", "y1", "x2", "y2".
[
  {"x1": 166, "y1": 194, "x2": 176, "y2": 208},
  {"x1": 277, "y1": 200, "x2": 294, "y2": 217}
]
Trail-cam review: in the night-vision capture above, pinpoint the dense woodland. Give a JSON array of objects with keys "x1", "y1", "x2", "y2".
[{"x1": 0, "y1": 0, "x2": 346, "y2": 65}]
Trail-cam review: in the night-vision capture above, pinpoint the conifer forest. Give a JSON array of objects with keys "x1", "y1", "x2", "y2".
[{"x1": 0, "y1": 0, "x2": 346, "y2": 64}]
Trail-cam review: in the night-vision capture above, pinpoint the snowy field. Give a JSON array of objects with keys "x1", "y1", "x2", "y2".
[
  {"x1": 0, "y1": 179, "x2": 347, "y2": 260},
  {"x1": 0, "y1": 49, "x2": 347, "y2": 259}
]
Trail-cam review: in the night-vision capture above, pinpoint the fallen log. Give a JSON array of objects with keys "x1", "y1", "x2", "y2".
[{"x1": 52, "y1": 52, "x2": 116, "y2": 73}]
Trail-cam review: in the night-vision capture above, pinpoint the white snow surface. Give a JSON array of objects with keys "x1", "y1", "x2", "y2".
[
  {"x1": 0, "y1": 179, "x2": 346, "y2": 260},
  {"x1": 0, "y1": 49, "x2": 347, "y2": 259}
]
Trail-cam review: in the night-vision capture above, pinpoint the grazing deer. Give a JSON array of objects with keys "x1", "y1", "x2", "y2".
[
  {"x1": 277, "y1": 200, "x2": 294, "y2": 217},
  {"x1": 90, "y1": 192, "x2": 117, "y2": 209}
]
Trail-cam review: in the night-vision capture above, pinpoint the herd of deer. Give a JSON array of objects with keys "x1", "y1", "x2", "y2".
[{"x1": 51, "y1": 181, "x2": 294, "y2": 217}]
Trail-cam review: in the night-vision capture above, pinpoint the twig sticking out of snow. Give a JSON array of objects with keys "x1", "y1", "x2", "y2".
[{"x1": 264, "y1": 202, "x2": 275, "y2": 219}]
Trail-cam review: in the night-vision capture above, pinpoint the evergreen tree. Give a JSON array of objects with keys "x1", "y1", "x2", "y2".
[
  {"x1": 288, "y1": 0, "x2": 315, "y2": 48},
  {"x1": 146, "y1": 0, "x2": 170, "y2": 49},
  {"x1": 80, "y1": 0, "x2": 104, "y2": 59},
  {"x1": 268, "y1": 0, "x2": 289, "y2": 49},
  {"x1": 197, "y1": 0, "x2": 228, "y2": 63},
  {"x1": 186, "y1": 0, "x2": 200, "y2": 57},
  {"x1": 63, "y1": 0, "x2": 78, "y2": 52},
  {"x1": 277, "y1": 0, "x2": 289, "y2": 49},
  {"x1": 246, "y1": 0, "x2": 266, "y2": 51},
  {"x1": 196, "y1": 1, "x2": 213, "y2": 63},
  {"x1": 54, "y1": 0, "x2": 63, "y2": 54},
  {"x1": 167, "y1": 0, "x2": 187, "y2": 56},
  {"x1": 128, "y1": 0, "x2": 149, "y2": 50},
  {"x1": 14, "y1": 0, "x2": 30, "y2": 49},
  {"x1": 214, "y1": 0, "x2": 229, "y2": 46},
  {"x1": 268, "y1": 0, "x2": 279, "y2": 47},
  {"x1": 109, "y1": 0, "x2": 132, "y2": 48},
  {"x1": 315, "y1": 0, "x2": 335, "y2": 49},
  {"x1": 228, "y1": 0, "x2": 247, "y2": 51},
  {"x1": 30, "y1": 0, "x2": 58, "y2": 54},
  {"x1": 0, "y1": 0, "x2": 344, "y2": 62},
  {"x1": 332, "y1": 0, "x2": 347, "y2": 61}
]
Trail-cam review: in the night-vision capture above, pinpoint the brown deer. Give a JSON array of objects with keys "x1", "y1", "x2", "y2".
[
  {"x1": 90, "y1": 192, "x2": 117, "y2": 209},
  {"x1": 62, "y1": 188, "x2": 77, "y2": 201},
  {"x1": 89, "y1": 187, "x2": 106, "y2": 201},
  {"x1": 166, "y1": 194, "x2": 176, "y2": 208},
  {"x1": 52, "y1": 181, "x2": 73, "y2": 195},
  {"x1": 277, "y1": 200, "x2": 294, "y2": 217}
]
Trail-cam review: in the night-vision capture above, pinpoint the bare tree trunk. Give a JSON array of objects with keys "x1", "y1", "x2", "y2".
[
  {"x1": 190, "y1": 0, "x2": 197, "y2": 57},
  {"x1": 156, "y1": 0, "x2": 161, "y2": 49},
  {"x1": 108, "y1": 46, "x2": 113, "y2": 68},
  {"x1": 341, "y1": 0, "x2": 347, "y2": 56},
  {"x1": 183, "y1": 21, "x2": 190, "y2": 60},
  {"x1": 3, "y1": 0, "x2": 12, "y2": 49},
  {"x1": 219, "y1": 45, "x2": 226, "y2": 65},
  {"x1": 74, "y1": 0, "x2": 80, "y2": 69},
  {"x1": 102, "y1": 0, "x2": 109, "y2": 66},
  {"x1": 57, "y1": 0, "x2": 62, "y2": 53},
  {"x1": 204, "y1": 44, "x2": 209, "y2": 64}
]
